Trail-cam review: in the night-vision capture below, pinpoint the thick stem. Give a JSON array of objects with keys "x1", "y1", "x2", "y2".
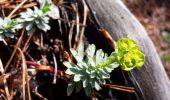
[{"x1": 96, "y1": 53, "x2": 117, "y2": 68}]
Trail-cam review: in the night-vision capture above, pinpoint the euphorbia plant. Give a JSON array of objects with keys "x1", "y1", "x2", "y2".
[
  {"x1": 0, "y1": 18, "x2": 19, "y2": 40},
  {"x1": 63, "y1": 37, "x2": 145, "y2": 96}
]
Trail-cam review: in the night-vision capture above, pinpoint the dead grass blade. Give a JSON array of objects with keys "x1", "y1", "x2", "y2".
[
  {"x1": 76, "y1": 0, "x2": 89, "y2": 50},
  {"x1": 4, "y1": 29, "x2": 25, "y2": 72},
  {"x1": 7, "y1": 0, "x2": 27, "y2": 18},
  {"x1": 16, "y1": 47, "x2": 31, "y2": 100}
]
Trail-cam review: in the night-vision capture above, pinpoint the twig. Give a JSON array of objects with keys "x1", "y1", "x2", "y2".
[
  {"x1": 76, "y1": 0, "x2": 89, "y2": 50},
  {"x1": 23, "y1": 30, "x2": 35, "y2": 52},
  {"x1": 73, "y1": 3, "x2": 80, "y2": 48},
  {"x1": 104, "y1": 84, "x2": 135, "y2": 93},
  {"x1": 16, "y1": 47, "x2": 31, "y2": 100},
  {"x1": 0, "y1": 58, "x2": 11, "y2": 100},
  {"x1": 99, "y1": 29, "x2": 116, "y2": 49},
  {"x1": 4, "y1": 29, "x2": 25, "y2": 73},
  {"x1": 0, "y1": 58, "x2": 4, "y2": 73},
  {"x1": 32, "y1": 86, "x2": 47, "y2": 100},
  {"x1": 15, "y1": 30, "x2": 35, "y2": 70},
  {"x1": 52, "y1": 53, "x2": 58, "y2": 84},
  {"x1": 68, "y1": 21, "x2": 75, "y2": 48},
  {"x1": 7, "y1": 0, "x2": 27, "y2": 18},
  {"x1": 4, "y1": 2, "x2": 37, "y2": 9}
]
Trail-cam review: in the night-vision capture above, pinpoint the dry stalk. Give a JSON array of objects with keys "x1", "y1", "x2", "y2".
[
  {"x1": 7, "y1": 0, "x2": 27, "y2": 18},
  {"x1": 15, "y1": 30, "x2": 35, "y2": 70},
  {"x1": 5, "y1": 2, "x2": 37, "y2": 9},
  {"x1": 32, "y1": 86, "x2": 47, "y2": 100},
  {"x1": 0, "y1": 58, "x2": 11, "y2": 100},
  {"x1": 76, "y1": 0, "x2": 89, "y2": 50},
  {"x1": 104, "y1": 84, "x2": 135, "y2": 93},
  {"x1": 4, "y1": 29, "x2": 25, "y2": 72},
  {"x1": 99, "y1": 29, "x2": 116, "y2": 49},
  {"x1": 68, "y1": 21, "x2": 75, "y2": 48},
  {"x1": 16, "y1": 47, "x2": 31, "y2": 100},
  {"x1": 73, "y1": 3, "x2": 80, "y2": 48},
  {"x1": 22, "y1": 30, "x2": 35, "y2": 52},
  {"x1": 52, "y1": 53, "x2": 58, "y2": 84}
]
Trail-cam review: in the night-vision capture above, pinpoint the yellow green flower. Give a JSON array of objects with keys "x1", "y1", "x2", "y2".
[
  {"x1": 120, "y1": 49, "x2": 145, "y2": 71},
  {"x1": 116, "y1": 37, "x2": 145, "y2": 71}
]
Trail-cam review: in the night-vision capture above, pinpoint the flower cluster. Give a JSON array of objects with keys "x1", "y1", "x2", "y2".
[{"x1": 116, "y1": 37, "x2": 145, "y2": 71}]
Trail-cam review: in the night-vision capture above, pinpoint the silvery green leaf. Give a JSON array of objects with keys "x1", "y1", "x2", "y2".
[
  {"x1": 24, "y1": 17, "x2": 34, "y2": 23},
  {"x1": 77, "y1": 62, "x2": 88, "y2": 68},
  {"x1": 75, "y1": 81, "x2": 82, "y2": 93},
  {"x1": 85, "y1": 56, "x2": 95, "y2": 67},
  {"x1": 27, "y1": 28, "x2": 35, "y2": 35},
  {"x1": 70, "y1": 48, "x2": 83, "y2": 62},
  {"x1": 65, "y1": 67, "x2": 80, "y2": 75},
  {"x1": 43, "y1": 16, "x2": 50, "y2": 23},
  {"x1": 77, "y1": 41, "x2": 84, "y2": 59},
  {"x1": 14, "y1": 23, "x2": 23, "y2": 29},
  {"x1": 65, "y1": 66, "x2": 79, "y2": 75},
  {"x1": 37, "y1": 10, "x2": 43, "y2": 16},
  {"x1": 43, "y1": 23, "x2": 51, "y2": 31},
  {"x1": 83, "y1": 79, "x2": 89, "y2": 88},
  {"x1": 67, "y1": 82, "x2": 75, "y2": 96},
  {"x1": 20, "y1": 13, "x2": 29, "y2": 19},
  {"x1": 109, "y1": 62, "x2": 119, "y2": 69},
  {"x1": 103, "y1": 66, "x2": 113, "y2": 73},
  {"x1": 84, "y1": 85, "x2": 92, "y2": 96},
  {"x1": 26, "y1": 23, "x2": 33, "y2": 31},
  {"x1": 96, "y1": 49, "x2": 105, "y2": 64},
  {"x1": 27, "y1": 8, "x2": 34, "y2": 14},
  {"x1": 103, "y1": 53, "x2": 108, "y2": 60},
  {"x1": 65, "y1": 69, "x2": 75, "y2": 75},
  {"x1": 94, "y1": 81, "x2": 101, "y2": 91},
  {"x1": 37, "y1": 22, "x2": 45, "y2": 30},
  {"x1": 98, "y1": 69, "x2": 110, "y2": 79},
  {"x1": 34, "y1": 6, "x2": 39, "y2": 12},
  {"x1": 74, "y1": 74, "x2": 82, "y2": 82},
  {"x1": 70, "y1": 67, "x2": 81, "y2": 74},
  {"x1": 0, "y1": 18, "x2": 3, "y2": 23},
  {"x1": 86, "y1": 68, "x2": 91, "y2": 74},
  {"x1": 0, "y1": 35, "x2": 4, "y2": 40},
  {"x1": 90, "y1": 71, "x2": 96, "y2": 78},
  {"x1": 98, "y1": 79, "x2": 106, "y2": 85},
  {"x1": 63, "y1": 61, "x2": 74, "y2": 68},
  {"x1": 87, "y1": 44, "x2": 96, "y2": 58}
]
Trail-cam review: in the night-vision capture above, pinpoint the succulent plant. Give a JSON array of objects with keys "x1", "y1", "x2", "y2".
[
  {"x1": 0, "y1": 18, "x2": 19, "y2": 40},
  {"x1": 40, "y1": 0, "x2": 52, "y2": 14},
  {"x1": 115, "y1": 37, "x2": 145, "y2": 71},
  {"x1": 18, "y1": 6, "x2": 51, "y2": 34},
  {"x1": 63, "y1": 42, "x2": 119, "y2": 96},
  {"x1": 63, "y1": 37, "x2": 145, "y2": 96}
]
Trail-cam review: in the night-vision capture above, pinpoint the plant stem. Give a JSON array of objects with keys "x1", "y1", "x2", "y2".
[{"x1": 96, "y1": 53, "x2": 117, "y2": 68}]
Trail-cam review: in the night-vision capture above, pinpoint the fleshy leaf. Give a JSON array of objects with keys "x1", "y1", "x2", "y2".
[
  {"x1": 77, "y1": 41, "x2": 84, "y2": 59},
  {"x1": 87, "y1": 44, "x2": 96, "y2": 58},
  {"x1": 74, "y1": 74, "x2": 82, "y2": 82},
  {"x1": 94, "y1": 81, "x2": 101, "y2": 91},
  {"x1": 75, "y1": 81, "x2": 82, "y2": 93},
  {"x1": 67, "y1": 82, "x2": 75, "y2": 96},
  {"x1": 70, "y1": 48, "x2": 83, "y2": 62},
  {"x1": 95, "y1": 49, "x2": 105, "y2": 64},
  {"x1": 84, "y1": 85, "x2": 92, "y2": 96}
]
